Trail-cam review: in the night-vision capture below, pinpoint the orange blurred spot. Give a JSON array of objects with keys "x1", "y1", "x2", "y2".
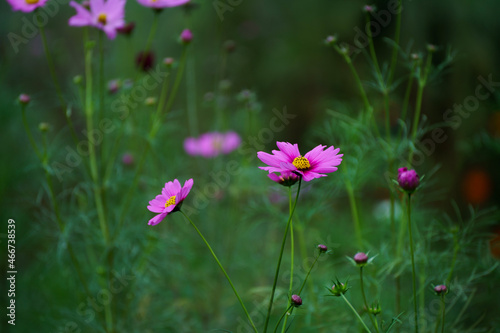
[{"x1": 462, "y1": 168, "x2": 492, "y2": 205}]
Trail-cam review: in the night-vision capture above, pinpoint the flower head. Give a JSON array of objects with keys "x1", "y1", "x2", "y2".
[
  {"x1": 434, "y1": 284, "x2": 448, "y2": 296},
  {"x1": 291, "y1": 294, "x2": 302, "y2": 307},
  {"x1": 69, "y1": 0, "x2": 126, "y2": 39},
  {"x1": 398, "y1": 167, "x2": 420, "y2": 193},
  {"x1": 147, "y1": 179, "x2": 193, "y2": 225},
  {"x1": 180, "y1": 29, "x2": 193, "y2": 44},
  {"x1": 184, "y1": 131, "x2": 241, "y2": 158},
  {"x1": 257, "y1": 142, "x2": 343, "y2": 182},
  {"x1": 268, "y1": 171, "x2": 300, "y2": 187},
  {"x1": 354, "y1": 252, "x2": 368, "y2": 265},
  {"x1": 6, "y1": 0, "x2": 47, "y2": 12},
  {"x1": 19, "y1": 94, "x2": 31, "y2": 105},
  {"x1": 137, "y1": 0, "x2": 190, "y2": 9},
  {"x1": 317, "y1": 244, "x2": 328, "y2": 253}
]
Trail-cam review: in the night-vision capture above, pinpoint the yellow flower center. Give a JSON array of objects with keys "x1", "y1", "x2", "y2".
[
  {"x1": 25, "y1": 0, "x2": 39, "y2": 4},
  {"x1": 292, "y1": 156, "x2": 310, "y2": 170},
  {"x1": 97, "y1": 13, "x2": 107, "y2": 25},
  {"x1": 165, "y1": 195, "x2": 176, "y2": 208}
]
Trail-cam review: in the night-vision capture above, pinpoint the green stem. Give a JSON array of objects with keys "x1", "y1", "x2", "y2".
[
  {"x1": 360, "y1": 267, "x2": 380, "y2": 333},
  {"x1": 263, "y1": 178, "x2": 302, "y2": 333},
  {"x1": 37, "y1": 10, "x2": 65, "y2": 109},
  {"x1": 399, "y1": 62, "x2": 417, "y2": 139},
  {"x1": 83, "y1": 30, "x2": 113, "y2": 333},
  {"x1": 446, "y1": 233, "x2": 459, "y2": 285},
  {"x1": 340, "y1": 293, "x2": 373, "y2": 333},
  {"x1": 186, "y1": 48, "x2": 198, "y2": 136},
  {"x1": 407, "y1": 193, "x2": 419, "y2": 333},
  {"x1": 21, "y1": 106, "x2": 41, "y2": 160},
  {"x1": 440, "y1": 295, "x2": 446, "y2": 333},
  {"x1": 387, "y1": 0, "x2": 402, "y2": 86},
  {"x1": 297, "y1": 253, "x2": 320, "y2": 295},
  {"x1": 281, "y1": 188, "x2": 295, "y2": 332},
  {"x1": 274, "y1": 305, "x2": 293, "y2": 333},
  {"x1": 337, "y1": 48, "x2": 370, "y2": 111},
  {"x1": 163, "y1": 46, "x2": 188, "y2": 117},
  {"x1": 345, "y1": 177, "x2": 362, "y2": 249},
  {"x1": 180, "y1": 211, "x2": 258, "y2": 333},
  {"x1": 365, "y1": 13, "x2": 383, "y2": 86}
]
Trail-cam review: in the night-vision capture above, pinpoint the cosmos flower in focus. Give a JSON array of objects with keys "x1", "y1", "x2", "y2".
[
  {"x1": 184, "y1": 131, "x2": 241, "y2": 158},
  {"x1": 6, "y1": 0, "x2": 47, "y2": 12},
  {"x1": 147, "y1": 179, "x2": 193, "y2": 225},
  {"x1": 136, "y1": 0, "x2": 189, "y2": 9},
  {"x1": 69, "y1": 0, "x2": 126, "y2": 39},
  {"x1": 257, "y1": 142, "x2": 343, "y2": 182}
]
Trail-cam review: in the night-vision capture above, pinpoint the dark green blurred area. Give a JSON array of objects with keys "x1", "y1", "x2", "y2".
[{"x1": 1, "y1": 0, "x2": 500, "y2": 332}]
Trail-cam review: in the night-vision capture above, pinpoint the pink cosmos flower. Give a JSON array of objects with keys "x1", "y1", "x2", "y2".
[
  {"x1": 147, "y1": 178, "x2": 193, "y2": 225},
  {"x1": 69, "y1": 0, "x2": 126, "y2": 39},
  {"x1": 137, "y1": 0, "x2": 190, "y2": 9},
  {"x1": 257, "y1": 142, "x2": 343, "y2": 182},
  {"x1": 183, "y1": 131, "x2": 241, "y2": 158},
  {"x1": 6, "y1": 0, "x2": 47, "y2": 12}
]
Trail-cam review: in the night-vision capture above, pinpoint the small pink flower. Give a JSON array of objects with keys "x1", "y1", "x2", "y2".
[
  {"x1": 69, "y1": 0, "x2": 126, "y2": 39},
  {"x1": 6, "y1": 0, "x2": 47, "y2": 12},
  {"x1": 183, "y1": 131, "x2": 241, "y2": 158},
  {"x1": 137, "y1": 0, "x2": 190, "y2": 9},
  {"x1": 257, "y1": 142, "x2": 343, "y2": 182},
  {"x1": 180, "y1": 29, "x2": 193, "y2": 44},
  {"x1": 147, "y1": 179, "x2": 193, "y2": 225}
]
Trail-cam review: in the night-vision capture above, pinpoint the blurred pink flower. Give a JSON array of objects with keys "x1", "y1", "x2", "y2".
[
  {"x1": 184, "y1": 131, "x2": 241, "y2": 158},
  {"x1": 257, "y1": 142, "x2": 343, "y2": 182},
  {"x1": 137, "y1": 0, "x2": 189, "y2": 9},
  {"x1": 6, "y1": 0, "x2": 47, "y2": 12},
  {"x1": 147, "y1": 178, "x2": 193, "y2": 225},
  {"x1": 69, "y1": 0, "x2": 126, "y2": 39}
]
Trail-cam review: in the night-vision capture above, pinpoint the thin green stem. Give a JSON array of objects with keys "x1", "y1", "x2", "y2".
[
  {"x1": 263, "y1": 178, "x2": 302, "y2": 333},
  {"x1": 387, "y1": 0, "x2": 402, "y2": 86},
  {"x1": 360, "y1": 267, "x2": 379, "y2": 333},
  {"x1": 163, "y1": 46, "x2": 188, "y2": 118},
  {"x1": 340, "y1": 293, "x2": 373, "y2": 333},
  {"x1": 297, "y1": 253, "x2": 320, "y2": 295},
  {"x1": 37, "y1": 10, "x2": 65, "y2": 109},
  {"x1": 446, "y1": 233, "x2": 459, "y2": 285},
  {"x1": 345, "y1": 177, "x2": 363, "y2": 249},
  {"x1": 365, "y1": 13, "x2": 383, "y2": 86},
  {"x1": 21, "y1": 106, "x2": 41, "y2": 160},
  {"x1": 180, "y1": 211, "x2": 258, "y2": 333},
  {"x1": 337, "y1": 49, "x2": 370, "y2": 111},
  {"x1": 186, "y1": 49, "x2": 198, "y2": 136},
  {"x1": 440, "y1": 295, "x2": 446, "y2": 333},
  {"x1": 399, "y1": 62, "x2": 417, "y2": 139},
  {"x1": 274, "y1": 305, "x2": 293, "y2": 333},
  {"x1": 281, "y1": 188, "x2": 295, "y2": 332},
  {"x1": 135, "y1": 11, "x2": 159, "y2": 79},
  {"x1": 407, "y1": 193, "x2": 419, "y2": 333}
]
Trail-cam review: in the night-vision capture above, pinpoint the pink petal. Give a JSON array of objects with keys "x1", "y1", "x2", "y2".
[
  {"x1": 148, "y1": 212, "x2": 167, "y2": 226},
  {"x1": 69, "y1": 2, "x2": 93, "y2": 26},
  {"x1": 276, "y1": 142, "x2": 301, "y2": 160}
]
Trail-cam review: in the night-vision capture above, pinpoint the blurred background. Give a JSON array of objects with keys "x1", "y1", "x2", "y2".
[{"x1": 1, "y1": 0, "x2": 500, "y2": 332}]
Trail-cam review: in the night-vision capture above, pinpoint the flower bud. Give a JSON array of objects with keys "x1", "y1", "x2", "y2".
[
  {"x1": 427, "y1": 44, "x2": 437, "y2": 53},
  {"x1": 317, "y1": 244, "x2": 328, "y2": 253},
  {"x1": 163, "y1": 57, "x2": 174, "y2": 67},
  {"x1": 108, "y1": 79, "x2": 120, "y2": 94},
  {"x1": 117, "y1": 22, "x2": 135, "y2": 36},
  {"x1": 122, "y1": 152, "x2": 134, "y2": 166},
  {"x1": 397, "y1": 167, "x2": 420, "y2": 193},
  {"x1": 354, "y1": 252, "x2": 368, "y2": 265},
  {"x1": 368, "y1": 302, "x2": 381, "y2": 315},
  {"x1": 268, "y1": 171, "x2": 299, "y2": 187},
  {"x1": 324, "y1": 35, "x2": 337, "y2": 46},
  {"x1": 329, "y1": 281, "x2": 348, "y2": 297},
  {"x1": 224, "y1": 40, "x2": 236, "y2": 53},
  {"x1": 434, "y1": 284, "x2": 448, "y2": 296},
  {"x1": 38, "y1": 122, "x2": 50, "y2": 132},
  {"x1": 19, "y1": 94, "x2": 31, "y2": 105},
  {"x1": 363, "y1": 5, "x2": 375, "y2": 13},
  {"x1": 180, "y1": 29, "x2": 193, "y2": 44},
  {"x1": 136, "y1": 51, "x2": 155, "y2": 72},
  {"x1": 291, "y1": 294, "x2": 302, "y2": 307}
]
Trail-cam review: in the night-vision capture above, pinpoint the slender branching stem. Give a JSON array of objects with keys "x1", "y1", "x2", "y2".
[
  {"x1": 340, "y1": 293, "x2": 373, "y2": 333},
  {"x1": 407, "y1": 193, "x2": 419, "y2": 333}
]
